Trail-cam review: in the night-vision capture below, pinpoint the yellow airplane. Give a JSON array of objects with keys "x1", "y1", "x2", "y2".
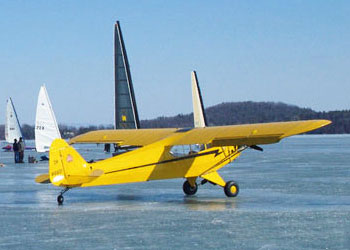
[
  {"x1": 36, "y1": 118, "x2": 331, "y2": 205},
  {"x1": 35, "y1": 23, "x2": 331, "y2": 205}
]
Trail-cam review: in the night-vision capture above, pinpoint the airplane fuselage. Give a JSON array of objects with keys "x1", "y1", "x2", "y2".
[{"x1": 49, "y1": 136, "x2": 240, "y2": 188}]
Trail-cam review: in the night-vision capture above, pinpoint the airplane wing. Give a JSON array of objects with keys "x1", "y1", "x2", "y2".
[
  {"x1": 69, "y1": 120, "x2": 331, "y2": 147},
  {"x1": 171, "y1": 120, "x2": 331, "y2": 146},
  {"x1": 69, "y1": 128, "x2": 177, "y2": 146}
]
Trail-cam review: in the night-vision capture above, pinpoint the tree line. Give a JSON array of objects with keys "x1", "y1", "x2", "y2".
[
  {"x1": 0, "y1": 102, "x2": 349, "y2": 140},
  {"x1": 138, "y1": 102, "x2": 349, "y2": 134}
]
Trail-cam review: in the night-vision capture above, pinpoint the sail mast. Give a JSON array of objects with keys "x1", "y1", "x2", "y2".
[{"x1": 114, "y1": 21, "x2": 140, "y2": 129}]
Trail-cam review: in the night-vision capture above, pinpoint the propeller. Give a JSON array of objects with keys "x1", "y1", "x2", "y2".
[{"x1": 249, "y1": 145, "x2": 263, "y2": 151}]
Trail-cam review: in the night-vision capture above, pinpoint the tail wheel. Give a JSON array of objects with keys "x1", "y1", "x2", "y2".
[
  {"x1": 57, "y1": 195, "x2": 64, "y2": 205},
  {"x1": 224, "y1": 181, "x2": 239, "y2": 197},
  {"x1": 183, "y1": 180, "x2": 198, "y2": 195}
]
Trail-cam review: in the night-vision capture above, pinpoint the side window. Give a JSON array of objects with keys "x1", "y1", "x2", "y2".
[
  {"x1": 170, "y1": 144, "x2": 205, "y2": 157},
  {"x1": 170, "y1": 145, "x2": 185, "y2": 157},
  {"x1": 189, "y1": 144, "x2": 200, "y2": 154}
]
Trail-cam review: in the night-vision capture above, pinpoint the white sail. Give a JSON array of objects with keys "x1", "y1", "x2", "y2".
[
  {"x1": 35, "y1": 86, "x2": 61, "y2": 152},
  {"x1": 5, "y1": 98, "x2": 23, "y2": 143},
  {"x1": 191, "y1": 71, "x2": 207, "y2": 128}
]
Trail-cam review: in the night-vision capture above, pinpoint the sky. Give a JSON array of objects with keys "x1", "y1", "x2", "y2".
[{"x1": 0, "y1": 0, "x2": 349, "y2": 125}]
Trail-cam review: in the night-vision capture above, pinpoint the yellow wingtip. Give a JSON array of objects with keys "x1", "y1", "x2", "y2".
[
  {"x1": 282, "y1": 119, "x2": 332, "y2": 138},
  {"x1": 322, "y1": 119, "x2": 332, "y2": 126},
  {"x1": 307, "y1": 119, "x2": 332, "y2": 131}
]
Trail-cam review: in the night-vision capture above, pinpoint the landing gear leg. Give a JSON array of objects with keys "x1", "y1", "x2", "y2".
[{"x1": 57, "y1": 187, "x2": 70, "y2": 205}]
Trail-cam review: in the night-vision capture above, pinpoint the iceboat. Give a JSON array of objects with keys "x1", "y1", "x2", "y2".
[
  {"x1": 101, "y1": 21, "x2": 140, "y2": 154},
  {"x1": 2, "y1": 98, "x2": 23, "y2": 151},
  {"x1": 35, "y1": 85, "x2": 61, "y2": 155},
  {"x1": 114, "y1": 21, "x2": 140, "y2": 130},
  {"x1": 191, "y1": 70, "x2": 208, "y2": 128}
]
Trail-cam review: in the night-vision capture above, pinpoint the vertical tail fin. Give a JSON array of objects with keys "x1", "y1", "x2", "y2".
[
  {"x1": 49, "y1": 139, "x2": 93, "y2": 187},
  {"x1": 191, "y1": 71, "x2": 208, "y2": 128}
]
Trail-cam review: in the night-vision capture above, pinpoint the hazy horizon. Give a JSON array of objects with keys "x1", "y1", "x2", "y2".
[{"x1": 0, "y1": 100, "x2": 347, "y2": 127}]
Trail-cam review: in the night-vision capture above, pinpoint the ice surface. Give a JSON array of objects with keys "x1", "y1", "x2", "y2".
[{"x1": 0, "y1": 136, "x2": 349, "y2": 249}]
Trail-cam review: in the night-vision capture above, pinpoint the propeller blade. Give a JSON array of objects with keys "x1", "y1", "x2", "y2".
[{"x1": 250, "y1": 145, "x2": 263, "y2": 151}]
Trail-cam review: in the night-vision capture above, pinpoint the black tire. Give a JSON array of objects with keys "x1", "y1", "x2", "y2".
[
  {"x1": 183, "y1": 180, "x2": 198, "y2": 195},
  {"x1": 224, "y1": 181, "x2": 239, "y2": 197},
  {"x1": 57, "y1": 195, "x2": 64, "y2": 205}
]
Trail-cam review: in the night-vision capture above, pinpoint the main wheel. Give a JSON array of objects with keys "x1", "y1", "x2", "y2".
[
  {"x1": 183, "y1": 180, "x2": 198, "y2": 195},
  {"x1": 224, "y1": 181, "x2": 239, "y2": 197},
  {"x1": 57, "y1": 195, "x2": 64, "y2": 205}
]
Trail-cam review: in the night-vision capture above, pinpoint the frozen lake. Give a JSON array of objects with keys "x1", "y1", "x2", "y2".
[{"x1": 0, "y1": 135, "x2": 349, "y2": 249}]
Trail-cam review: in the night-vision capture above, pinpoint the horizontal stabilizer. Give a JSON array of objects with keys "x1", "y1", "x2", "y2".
[{"x1": 35, "y1": 173, "x2": 51, "y2": 184}]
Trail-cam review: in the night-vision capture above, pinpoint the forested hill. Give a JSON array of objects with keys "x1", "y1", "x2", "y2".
[
  {"x1": 140, "y1": 101, "x2": 350, "y2": 134},
  {"x1": 0, "y1": 102, "x2": 349, "y2": 140}
]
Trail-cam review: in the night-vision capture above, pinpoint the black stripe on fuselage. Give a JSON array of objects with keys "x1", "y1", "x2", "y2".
[{"x1": 105, "y1": 149, "x2": 221, "y2": 175}]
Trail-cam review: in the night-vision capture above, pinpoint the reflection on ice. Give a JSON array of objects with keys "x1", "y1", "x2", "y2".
[{"x1": 182, "y1": 197, "x2": 237, "y2": 211}]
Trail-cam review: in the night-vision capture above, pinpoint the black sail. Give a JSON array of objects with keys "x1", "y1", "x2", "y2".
[{"x1": 114, "y1": 21, "x2": 140, "y2": 129}]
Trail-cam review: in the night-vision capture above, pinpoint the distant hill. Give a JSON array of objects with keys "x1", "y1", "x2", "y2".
[
  {"x1": 0, "y1": 102, "x2": 349, "y2": 140},
  {"x1": 140, "y1": 101, "x2": 349, "y2": 134}
]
